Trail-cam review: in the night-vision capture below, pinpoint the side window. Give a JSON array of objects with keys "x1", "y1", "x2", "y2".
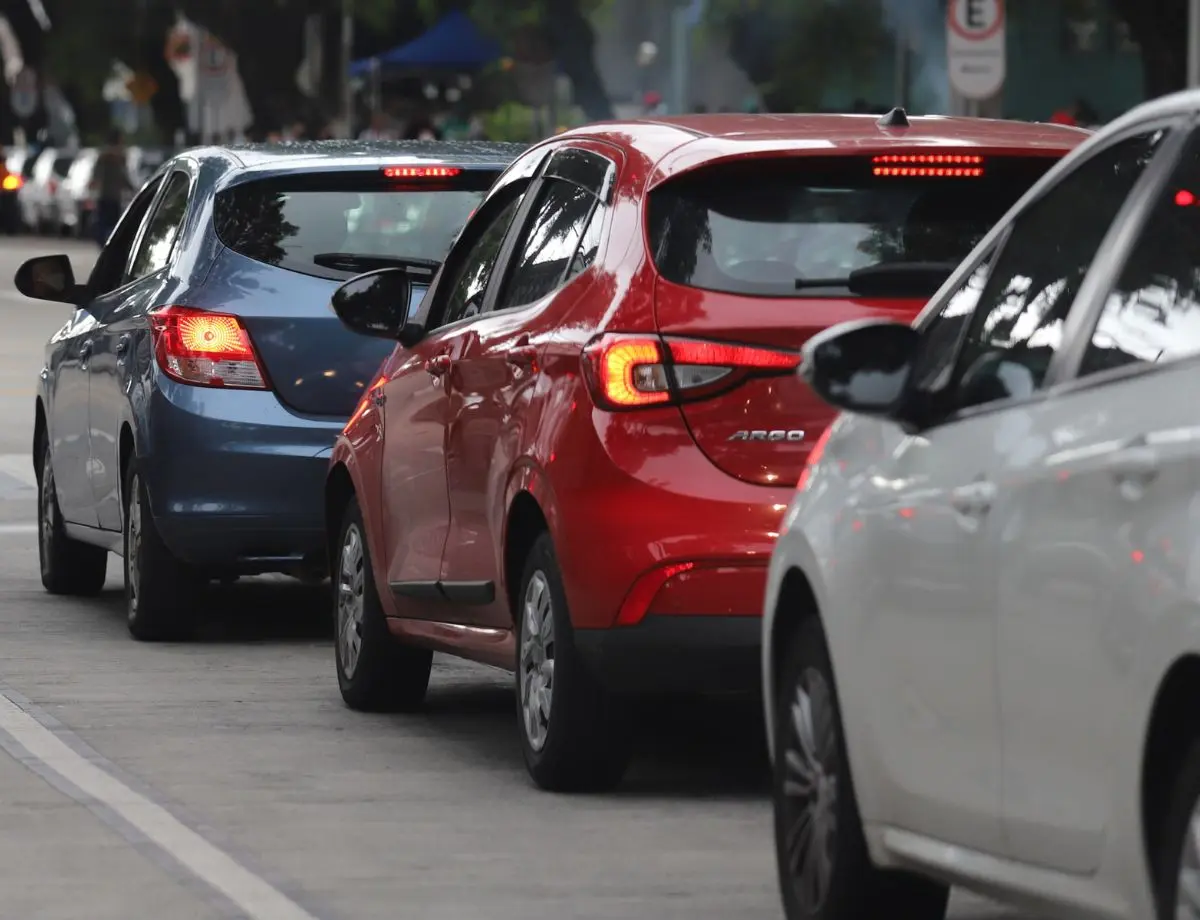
[
  {"x1": 949, "y1": 129, "x2": 1167, "y2": 412},
  {"x1": 1081, "y1": 132, "x2": 1200, "y2": 377},
  {"x1": 912, "y1": 255, "x2": 996, "y2": 391},
  {"x1": 126, "y1": 171, "x2": 191, "y2": 283},
  {"x1": 85, "y1": 177, "x2": 164, "y2": 297},
  {"x1": 438, "y1": 190, "x2": 526, "y2": 328},
  {"x1": 570, "y1": 203, "x2": 604, "y2": 277},
  {"x1": 495, "y1": 179, "x2": 597, "y2": 310}
]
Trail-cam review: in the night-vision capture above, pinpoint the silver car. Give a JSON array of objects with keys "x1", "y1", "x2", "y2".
[{"x1": 763, "y1": 89, "x2": 1200, "y2": 920}]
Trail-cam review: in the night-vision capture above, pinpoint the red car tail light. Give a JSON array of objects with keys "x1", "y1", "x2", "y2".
[
  {"x1": 149, "y1": 306, "x2": 268, "y2": 390},
  {"x1": 796, "y1": 425, "x2": 833, "y2": 492},
  {"x1": 581, "y1": 333, "x2": 799, "y2": 410},
  {"x1": 872, "y1": 153, "x2": 984, "y2": 178},
  {"x1": 1, "y1": 173, "x2": 21, "y2": 191}
]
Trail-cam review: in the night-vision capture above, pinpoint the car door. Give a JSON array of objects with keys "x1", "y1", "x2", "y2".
[
  {"x1": 46, "y1": 174, "x2": 163, "y2": 526},
  {"x1": 439, "y1": 145, "x2": 616, "y2": 627},
  {"x1": 381, "y1": 174, "x2": 534, "y2": 620},
  {"x1": 989, "y1": 120, "x2": 1194, "y2": 872},
  {"x1": 88, "y1": 168, "x2": 193, "y2": 531}
]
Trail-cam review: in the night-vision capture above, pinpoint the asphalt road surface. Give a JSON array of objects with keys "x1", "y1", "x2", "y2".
[{"x1": 0, "y1": 236, "x2": 1034, "y2": 919}]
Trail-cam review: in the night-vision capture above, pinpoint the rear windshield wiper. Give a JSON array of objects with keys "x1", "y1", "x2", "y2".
[
  {"x1": 794, "y1": 262, "x2": 960, "y2": 297},
  {"x1": 312, "y1": 252, "x2": 440, "y2": 279}
]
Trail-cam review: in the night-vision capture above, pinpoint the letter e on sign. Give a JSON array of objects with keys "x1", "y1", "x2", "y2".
[{"x1": 947, "y1": 0, "x2": 1006, "y2": 101}]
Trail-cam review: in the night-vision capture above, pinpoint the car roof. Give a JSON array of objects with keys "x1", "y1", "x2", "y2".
[
  {"x1": 560, "y1": 112, "x2": 1090, "y2": 186},
  {"x1": 179, "y1": 139, "x2": 529, "y2": 189}
]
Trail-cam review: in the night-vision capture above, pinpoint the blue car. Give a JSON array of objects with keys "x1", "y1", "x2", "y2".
[{"x1": 15, "y1": 140, "x2": 524, "y2": 640}]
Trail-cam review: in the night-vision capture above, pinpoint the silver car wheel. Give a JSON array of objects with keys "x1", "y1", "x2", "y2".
[
  {"x1": 1176, "y1": 800, "x2": 1200, "y2": 918},
  {"x1": 126, "y1": 476, "x2": 142, "y2": 622},
  {"x1": 39, "y1": 450, "x2": 55, "y2": 564},
  {"x1": 337, "y1": 523, "x2": 366, "y2": 679},
  {"x1": 781, "y1": 667, "x2": 839, "y2": 913},
  {"x1": 519, "y1": 570, "x2": 555, "y2": 752}
]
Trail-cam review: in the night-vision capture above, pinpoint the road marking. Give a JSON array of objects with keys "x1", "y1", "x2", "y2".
[
  {"x1": 0, "y1": 689, "x2": 325, "y2": 920},
  {"x1": 0, "y1": 453, "x2": 36, "y2": 488},
  {"x1": 0, "y1": 523, "x2": 36, "y2": 534}
]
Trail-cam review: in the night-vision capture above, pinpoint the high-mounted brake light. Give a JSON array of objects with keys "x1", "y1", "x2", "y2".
[
  {"x1": 872, "y1": 153, "x2": 984, "y2": 177},
  {"x1": 382, "y1": 165, "x2": 462, "y2": 179},
  {"x1": 581, "y1": 333, "x2": 799, "y2": 410},
  {"x1": 1, "y1": 173, "x2": 21, "y2": 191},
  {"x1": 149, "y1": 306, "x2": 268, "y2": 389}
]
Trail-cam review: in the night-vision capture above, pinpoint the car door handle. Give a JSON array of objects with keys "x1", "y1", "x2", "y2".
[
  {"x1": 1110, "y1": 439, "x2": 1159, "y2": 490},
  {"x1": 950, "y1": 479, "x2": 996, "y2": 517},
  {"x1": 79, "y1": 340, "x2": 93, "y2": 361},
  {"x1": 115, "y1": 336, "x2": 129, "y2": 355},
  {"x1": 507, "y1": 345, "x2": 538, "y2": 368},
  {"x1": 425, "y1": 354, "x2": 452, "y2": 377}
]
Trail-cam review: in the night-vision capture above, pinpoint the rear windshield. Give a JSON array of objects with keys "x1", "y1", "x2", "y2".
[
  {"x1": 213, "y1": 169, "x2": 498, "y2": 280},
  {"x1": 647, "y1": 155, "x2": 1058, "y2": 298}
]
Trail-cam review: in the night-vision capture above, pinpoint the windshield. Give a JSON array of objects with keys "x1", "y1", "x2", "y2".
[
  {"x1": 214, "y1": 171, "x2": 496, "y2": 280},
  {"x1": 647, "y1": 155, "x2": 1058, "y2": 297}
]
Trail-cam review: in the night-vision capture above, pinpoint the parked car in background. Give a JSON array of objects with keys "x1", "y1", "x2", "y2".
[
  {"x1": 19, "y1": 147, "x2": 76, "y2": 234},
  {"x1": 127, "y1": 146, "x2": 171, "y2": 188},
  {"x1": 0, "y1": 146, "x2": 23, "y2": 233},
  {"x1": 763, "y1": 92, "x2": 1200, "y2": 920},
  {"x1": 325, "y1": 112, "x2": 1084, "y2": 793},
  {"x1": 4, "y1": 147, "x2": 39, "y2": 232},
  {"x1": 56, "y1": 147, "x2": 99, "y2": 237},
  {"x1": 14, "y1": 139, "x2": 523, "y2": 643}
]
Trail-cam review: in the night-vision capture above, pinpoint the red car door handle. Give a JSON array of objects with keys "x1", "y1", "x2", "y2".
[
  {"x1": 425, "y1": 354, "x2": 452, "y2": 377},
  {"x1": 507, "y1": 345, "x2": 538, "y2": 367}
]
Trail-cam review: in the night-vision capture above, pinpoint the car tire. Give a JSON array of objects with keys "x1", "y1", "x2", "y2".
[
  {"x1": 516, "y1": 531, "x2": 631, "y2": 793},
  {"x1": 334, "y1": 497, "x2": 432, "y2": 712},
  {"x1": 1154, "y1": 739, "x2": 1200, "y2": 919},
  {"x1": 773, "y1": 617, "x2": 949, "y2": 920},
  {"x1": 123, "y1": 459, "x2": 199, "y2": 641},
  {"x1": 37, "y1": 436, "x2": 108, "y2": 596}
]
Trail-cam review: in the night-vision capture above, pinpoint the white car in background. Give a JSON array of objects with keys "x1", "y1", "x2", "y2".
[
  {"x1": 56, "y1": 146, "x2": 97, "y2": 237},
  {"x1": 763, "y1": 89, "x2": 1200, "y2": 920},
  {"x1": 18, "y1": 147, "x2": 75, "y2": 234}
]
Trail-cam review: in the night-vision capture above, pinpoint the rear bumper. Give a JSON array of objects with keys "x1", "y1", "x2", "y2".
[
  {"x1": 143, "y1": 378, "x2": 345, "y2": 572},
  {"x1": 574, "y1": 614, "x2": 761, "y2": 697}
]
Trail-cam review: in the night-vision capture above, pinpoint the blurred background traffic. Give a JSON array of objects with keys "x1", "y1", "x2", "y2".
[{"x1": 0, "y1": 0, "x2": 1185, "y2": 244}]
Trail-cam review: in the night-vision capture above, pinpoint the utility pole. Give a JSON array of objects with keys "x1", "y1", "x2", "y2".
[
  {"x1": 341, "y1": 0, "x2": 354, "y2": 138},
  {"x1": 1190, "y1": 0, "x2": 1200, "y2": 87}
]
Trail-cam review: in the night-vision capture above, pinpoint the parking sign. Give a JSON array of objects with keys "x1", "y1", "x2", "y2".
[{"x1": 947, "y1": 0, "x2": 1006, "y2": 101}]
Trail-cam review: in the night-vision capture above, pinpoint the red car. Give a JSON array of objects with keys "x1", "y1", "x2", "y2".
[{"x1": 325, "y1": 111, "x2": 1086, "y2": 791}]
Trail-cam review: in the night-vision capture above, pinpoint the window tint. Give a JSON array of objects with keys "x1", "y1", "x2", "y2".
[
  {"x1": 1081, "y1": 134, "x2": 1200, "y2": 377},
  {"x1": 948, "y1": 129, "x2": 1166, "y2": 412},
  {"x1": 496, "y1": 180, "x2": 597, "y2": 310},
  {"x1": 647, "y1": 155, "x2": 1057, "y2": 298},
  {"x1": 570, "y1": 203, "x2": 603, "y2": 277},
  {"x1": 127, "y1": 172, "x2": 190, "y2": 281},
  {"x1": 912, "y1": 256, "x2": 996, "y2": 391},
  {"x1": 86, "y1": 177, "x2": 164, "y2": 296},
  {"x1": 439, "y1": 192, "x2": 525, "y2": 327},
  {"x1": 213, "y1": 171, "x2": 497, "y2": 280}
]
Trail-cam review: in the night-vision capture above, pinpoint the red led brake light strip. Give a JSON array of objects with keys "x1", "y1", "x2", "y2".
[{"x1": 872, "y1": 153, "x2": 984, "y2": 178}]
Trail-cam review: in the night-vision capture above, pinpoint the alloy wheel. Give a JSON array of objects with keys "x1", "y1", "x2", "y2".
[
  {"x1": 519, "y1": 570, "x2": 555, "y2": 752},
  {"x1": 336, "y1": 523, "x2": 366, "y2": 679},
  {"x1": 39, "y1": 451, "x2": 54, "y2": 566},
  {"x1": 1177, "y1": 799, "x2": 1200, "y2": 918},
  {"x1": 126, "y1": 477, "x2": 142, "y2": 622},
  {"x1": 780, "y1": 667, "x2": 840, "y2": 913}
]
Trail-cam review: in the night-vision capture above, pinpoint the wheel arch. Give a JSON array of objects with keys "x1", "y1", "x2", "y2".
[
  {"x1": 33, "y1": 397, "x2": 47, "y2": 482},
  {"x1": 324, "y1": 461, "x2": 356, "y2": 568},
  {"x1": 768, "y1": 566, "x2": 822, "y2": 701},
  {"x1": 503, "y1": 491, "x2": 549, "y2": 624}
]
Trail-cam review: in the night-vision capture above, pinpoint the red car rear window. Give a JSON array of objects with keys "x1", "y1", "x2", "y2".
[{"x1": 647, "y1": 154, "x2": 1059, "y2": 298}]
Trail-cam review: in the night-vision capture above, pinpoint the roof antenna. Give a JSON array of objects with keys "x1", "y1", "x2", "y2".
[{"x1": 877, "y1": 106, "x2": 910, "y2": 128}]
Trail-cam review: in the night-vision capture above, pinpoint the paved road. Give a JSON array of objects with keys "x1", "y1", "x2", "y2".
[{"x1": 0, "y1": 236, "x2": 1032, "y2": 919}]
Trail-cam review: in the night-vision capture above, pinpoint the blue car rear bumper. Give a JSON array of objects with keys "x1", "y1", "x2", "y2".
[{"x1": 142, "y1": 378, "x2": 345, "y2": 574}]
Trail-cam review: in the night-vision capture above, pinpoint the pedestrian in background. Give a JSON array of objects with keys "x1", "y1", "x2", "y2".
[{"x1": 89, "y1": 129, "x2": 132, "y2": 246}]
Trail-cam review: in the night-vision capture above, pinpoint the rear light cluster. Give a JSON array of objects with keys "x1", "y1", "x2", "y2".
[
  {"x1": 581, "y1": 333, "x2": 799, "y2": 410},
  {"x1": 149, "y1": 306, "x2": 268, "y2": 390},
  {"x1": 0, "y1": 173, "x2": 20, "y2": 191},
  {"x1": 873, "y1": 153, "x2": 984, "y2": 178},
  {"x1": 382, "y1": 165, "x2": 462, "y2": 179}
]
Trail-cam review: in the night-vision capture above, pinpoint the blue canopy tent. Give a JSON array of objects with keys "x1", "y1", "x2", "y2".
[{"x1": 349, "y1": 11, "x2": 501, "y2": 76}]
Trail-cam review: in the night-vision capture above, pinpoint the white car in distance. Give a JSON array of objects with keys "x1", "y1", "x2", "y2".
[{"x1": 763, "y1": 88, "x2": 1200, "y2": 920}]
